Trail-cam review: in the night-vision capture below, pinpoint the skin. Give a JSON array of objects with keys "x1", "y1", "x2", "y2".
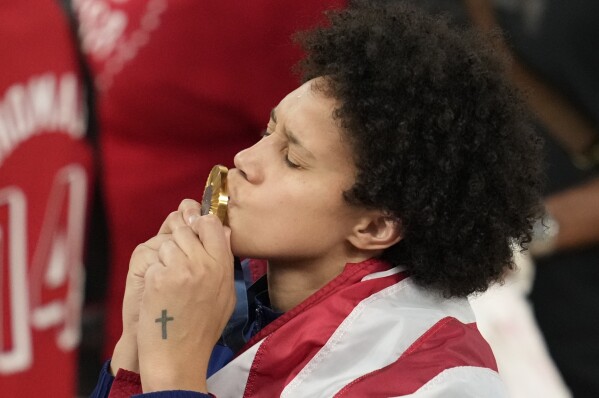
[
  {"x1": 544, "y1": 177, "x2": 599, "y2": 253},
  {"x1": 111, "y1": 78, "x2": 401, "y2": 393},
  {"x1": 228, "y1": 79, "x2": 402, "y2": 311}
]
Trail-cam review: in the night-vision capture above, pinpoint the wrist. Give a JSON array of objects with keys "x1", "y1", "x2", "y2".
[
  {"x1": 140, "y1": 360, "x2": 208, "y2": 393},
  {"x1": 138, "y1": 343, "x2": 211, "y2": 393},
  {"x1": 529, "y1": 211, "x2": 560, "y2": 258},
  {"x1": 111, "y1": 333, "x2": 140, "y2": 375}
]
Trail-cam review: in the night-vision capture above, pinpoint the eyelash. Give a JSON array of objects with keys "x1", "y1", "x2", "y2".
[
  {"x1": 284, "y1": 155, "x2": 300, "y2": 169},
  {"x1": 261, "y1": 130, "x2": 301, "y2": 169}
]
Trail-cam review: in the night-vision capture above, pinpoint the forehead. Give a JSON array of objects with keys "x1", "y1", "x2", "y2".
[
  {"x1": 275, "y1": 79, "x2": 352, "y2": 162},
  {"x1": 277, "y1": 79, "x2": 333, "y2": 120}
]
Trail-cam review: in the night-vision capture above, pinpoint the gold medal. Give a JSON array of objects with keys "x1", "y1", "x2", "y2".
[{"x1": 200, "y1": 165, "x2": 229, "y2": 224}]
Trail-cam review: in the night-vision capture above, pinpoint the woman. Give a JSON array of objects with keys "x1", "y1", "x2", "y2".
[{"x1": 93, "y1": 2, "x2": 543, "y2": 396}]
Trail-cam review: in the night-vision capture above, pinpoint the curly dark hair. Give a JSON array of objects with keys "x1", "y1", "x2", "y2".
[{"x1": 296, "y1": 2, "x2": 544, "y2": 297}]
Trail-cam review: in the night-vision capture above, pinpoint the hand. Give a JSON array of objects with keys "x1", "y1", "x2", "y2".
[
  {"x1": 111, "y1": 207, "x2": 191, "y2": 375},
  {"x1": 137, "y1": 200, "x2": 236, "y2": 393}
]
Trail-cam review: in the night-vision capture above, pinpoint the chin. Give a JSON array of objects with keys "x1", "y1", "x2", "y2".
[
  {"x1": 230, "y1": 234, "x2": 259, "y2": 259},
  {"x1": 229, "y1": 224, "x2": 277, "y2": 260}
]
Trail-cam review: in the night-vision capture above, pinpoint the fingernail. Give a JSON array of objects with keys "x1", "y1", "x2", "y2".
[{"x1": 187, "y1": 214, "x2": 199, "y2": 225}]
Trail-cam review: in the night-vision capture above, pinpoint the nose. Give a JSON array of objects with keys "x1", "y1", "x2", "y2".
[{"x1": 233, "y1": 141, "x2": 264, "y2": 184}]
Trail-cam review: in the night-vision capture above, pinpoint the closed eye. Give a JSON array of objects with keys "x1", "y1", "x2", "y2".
[
  {"x1": 284, "y1": 152, "x2": 301, "y2": 168},
  {"x1": 261, "y1": 130, "x2": 301, "y2": 169}
]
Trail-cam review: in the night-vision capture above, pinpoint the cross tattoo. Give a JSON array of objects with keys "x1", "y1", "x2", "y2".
[{"x1": 155, "y1": 309, "x2": 174, "y2": 339}]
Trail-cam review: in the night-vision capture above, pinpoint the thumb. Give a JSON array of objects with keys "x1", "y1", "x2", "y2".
[{"x1": 185, "y1": 211, "x2": 201, "y2": 227}]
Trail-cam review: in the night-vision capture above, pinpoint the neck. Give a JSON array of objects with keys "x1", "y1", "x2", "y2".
[{"x1": 266, "y1": 250, "x2": 378, "y2": 312}]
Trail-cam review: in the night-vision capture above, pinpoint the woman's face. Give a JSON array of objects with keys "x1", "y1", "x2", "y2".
[{"x1": 226, "y1": 78, "x2": 368, "y2": 266}]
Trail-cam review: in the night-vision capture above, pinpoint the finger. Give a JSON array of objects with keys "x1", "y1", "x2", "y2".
[
  {"x1": 130, "y1": 235, "x2": 171, "y2": 277},
  {"x1": 157, "y1": 239, "x2": 188, "y2": 267},
  {"x1": 178, "y1": 199, "x2": 202, "y2": 224},
  {"x1": 143, "y1": 233, "x2": 173, "y2": 251},
  {"x1": 171, "y1": 225, "x2": 205, "y2": 260},
  {"x1": 131, "y1": 246, "x2": 160, "y2": 276},
  {"x1": 158, "y1": 211, "x2": 186, "y2": 235},
  {"x1": 191, "y1": 214, "x2": 232, "y2": 264},
  {"x1": 185, "y1": 209, "x2": 201, "y2": 227},
  {"x1": 143, "y1": 262, "x2": 166, "y2": 295}
]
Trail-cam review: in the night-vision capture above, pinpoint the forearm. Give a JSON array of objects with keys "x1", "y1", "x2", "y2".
[
  {"x1": 545, "y1": 177, "x2": 599, "y2": 252},
  {"x1": 139, "y1": 334, "x2": 212, "y2": 393},
  {"x1": 92, "y1": 359, "x2": 214, "y2": 398},
  {"x1": 134, "y1": 392, "x2": 213, "y2": 397},
  {"x1": 140, "y1": 364, "x2": 209, "y2": 394}
]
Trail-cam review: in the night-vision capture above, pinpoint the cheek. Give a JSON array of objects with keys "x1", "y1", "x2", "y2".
[{"x1": 229, "y1": 177, "x2": 353, "y2": 253}]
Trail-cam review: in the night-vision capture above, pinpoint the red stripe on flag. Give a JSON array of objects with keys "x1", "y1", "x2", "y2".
[
  {"x1": 241, "y1": 260, "x2": 407, "y2": 398},
  {"x1": 247, "y1": 258, "x2": 267, "y2": 283},
  {"x1": 334, "y1": 319, "x2": 497, "y2": 397},
  {"x1": 108, "y1": 368, "x2": 142, "y2": 398}
]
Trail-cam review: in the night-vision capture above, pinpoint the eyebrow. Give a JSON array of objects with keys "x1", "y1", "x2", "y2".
[{"x1": 270, "y1": 108, "x2": 315, "y2": 160}]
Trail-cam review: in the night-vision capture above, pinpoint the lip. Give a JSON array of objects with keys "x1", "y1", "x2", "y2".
[
  {"x1": 226, "y1": 169, "x2": 238, "y2": 207},
  {"x1": 227, "y1": 195, "x2": 235, "y2": 208}
]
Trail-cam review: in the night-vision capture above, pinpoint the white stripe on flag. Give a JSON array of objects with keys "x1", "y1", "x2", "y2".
[
  {"x1": 361, "y1": 264, "x2": 405, "y2": 281},
  {"x1": 207, "y1": 337, "x2": 265, "y2": 398},
  {"x1": 397, "y1": 366, "x2": 507, "y2": 397},
  {"x1": 281, "y1": 278, "x2": 476, "y2": 398}
]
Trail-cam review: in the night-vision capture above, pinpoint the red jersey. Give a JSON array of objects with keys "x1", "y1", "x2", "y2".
[{"x1": 0, "y1": 1, "x2": 93, "y2": 396}]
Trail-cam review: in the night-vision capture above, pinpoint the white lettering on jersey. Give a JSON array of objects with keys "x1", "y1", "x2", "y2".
[
  {"x1": 0, "y1": 163, "x2": 88, "y2": 374},
  {"x1": 0, "y1": 73, "x2": 84, "y2": 165},
  {"x1": 0, "y1": 187, "x2": 32, "y2": 374},
  {"x1": 75, "y1": 0, "x2": 167, "y2": 90}
]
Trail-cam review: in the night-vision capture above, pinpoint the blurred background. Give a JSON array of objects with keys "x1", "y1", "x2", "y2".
[{"x1": 1, "y1": 1, "x2": 597, "y2": 397}]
